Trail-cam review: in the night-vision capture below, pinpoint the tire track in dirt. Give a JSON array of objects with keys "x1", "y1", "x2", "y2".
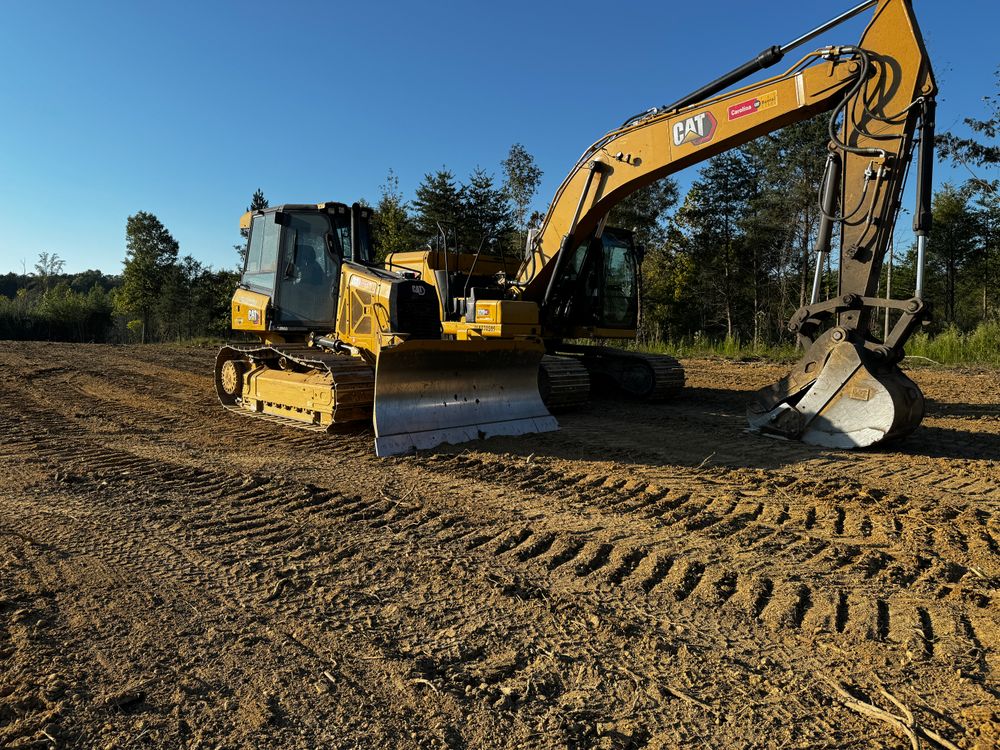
[
  {"x1": 2, "y1": 342, "x2": 997, "y2": 748},
  {"x1": 406, "y1": 452, "x2": 996, "y2": 656},
  {"x1": 5, "y1": 385, "x2": 990, "y2": 680}
]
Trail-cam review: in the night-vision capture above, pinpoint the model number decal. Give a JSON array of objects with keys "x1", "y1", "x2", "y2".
[
  {"x1": 350, "y1": 275, "x2": 378, "y2": 292},
  {"x1": 672, "y1": 111, "x2": 717, "y2": 147}
]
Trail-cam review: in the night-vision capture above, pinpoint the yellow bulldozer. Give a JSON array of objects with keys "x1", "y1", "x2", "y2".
[{"x1": 217, "y1": 0, "x2": 936, "y2": 456}]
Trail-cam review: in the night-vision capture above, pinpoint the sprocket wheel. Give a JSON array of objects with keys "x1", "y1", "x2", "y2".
[{"x1": 219, "y1": 358, "x2": 246, "y2": 397}]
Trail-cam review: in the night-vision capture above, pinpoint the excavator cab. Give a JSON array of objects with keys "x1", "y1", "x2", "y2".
[{"x1": 547, "y1": 227, "x2": 641, "y2": 336}]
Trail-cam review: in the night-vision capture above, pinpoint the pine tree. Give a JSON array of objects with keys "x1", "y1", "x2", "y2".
[
  {"x1": 929, "y1": 184, "x2": 979, "y2": 325},
  {"x1": 372, "y1": 169, "x2": 416, "y2": 261},
  {"x1": 115, "y1": 211, "x2": 179, "y2": 343},
  {"x1": 938, "y1": 67, "x2": 999, "y2": 172},
  {"x1": 412, "y1": 169, "x2": 463, "y2": 248},
  {"x1": 607, "y1": 178, "x2": 679, "y2": 247},
  {"x1": 677, "y1": 152, "x2": 759, "y2": 339},
  {"x1": 238, "y1": 189, "x2": 270, "y2": 264},
  {"x1": 461, "y1": 167, "x2": 512, "y2": 251}
]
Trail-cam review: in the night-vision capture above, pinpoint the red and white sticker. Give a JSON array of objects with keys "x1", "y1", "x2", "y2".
[{"x1": 728, "y1": 90, "x2": 778, "y2": 120}]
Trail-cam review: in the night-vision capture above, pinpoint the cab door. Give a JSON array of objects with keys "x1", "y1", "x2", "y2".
[
  {"x1": 273, "y1": 212, "x2": 341, "y2": 328},
  {"x1": 548, "y1": 228, "x2": 640, "y2": 332}
]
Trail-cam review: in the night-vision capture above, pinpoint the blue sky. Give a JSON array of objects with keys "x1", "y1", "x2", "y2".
[{"x1": 1, "y1": 0, "x2": 997, "y2": 275}]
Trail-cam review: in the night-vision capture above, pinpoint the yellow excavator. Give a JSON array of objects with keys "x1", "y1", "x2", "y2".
[{"x1": 218, "y1": 0, "x2": 936, "y2": 454}]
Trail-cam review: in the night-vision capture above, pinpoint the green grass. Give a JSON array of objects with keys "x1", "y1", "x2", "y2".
[
  {"x1": 579, "y1": 321, "x2": 1000, "y2": 367},
  {"x1": 630, "y1": 335, "x2": 800, "y2": 362},
  {"x1": 904, "y1": 322, "x2": 1000, "y2": 367}
]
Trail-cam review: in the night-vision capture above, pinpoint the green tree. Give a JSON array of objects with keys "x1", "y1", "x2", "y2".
[
  {"x1": 116, "y1": 211, "x2": 179, "y2": 343},
  {"x1": 412, "y1": 169, "x2": 463, "y2": 247},
  {"x1": 745, "y1": 116, "x2": 831, "y2": 314},
  {"x1": 33, "y1": 252, "x2": 66, "y2": 292},
  {"x1": 937, "y1": 71, "x2": 999, "y2": 324},
  {"x1": 638, "y1": 225, "x2": 697, "y2": 344},
  {"x1": 676, "y1": 152, "x2": 759, "y2": 339},
  {"x1": 502, "y1": 143, "x2": 543, "y2": 255},
  {"x1": 461, "y1": 167, "x2": 512, "y2": 251},
  {"x1": 929, "y1": 184, "x2": 979, "y2": 325},
  {"x1": 371, "y1": 169, "x2": 416, "y2": 261},
  {"x1": 969, "y1": 189, "x2": 1000, "y2": 320},
  {"x1": 938, "y1": 67, "x2": 999, "y2": 173},
  {"x1": 607, "y1": 178, "x2": 679, "y2": 247}
]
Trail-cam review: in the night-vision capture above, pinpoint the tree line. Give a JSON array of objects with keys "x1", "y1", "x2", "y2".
[{"x1": 0, "y1": 214, "x2": 238, "y2": 344}]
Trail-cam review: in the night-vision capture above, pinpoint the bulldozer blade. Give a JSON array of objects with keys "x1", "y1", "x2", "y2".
[
  {"x1": 373, "y1": 339, "x2": 558, "y2": 457},
  {"x1": 748, "y1": 341, "x2": 924, "y2": 449}
]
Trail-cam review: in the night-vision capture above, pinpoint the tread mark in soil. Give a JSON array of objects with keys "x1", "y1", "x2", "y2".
[
  {"x1": 712, "y1": 571, "x2": 738, "y2": 605},
  {"x1": 644, "y1": 492, "x2": 692, "y2": 519},
  {"x1": 640, "y1": 556, "x2": 675, "y2": 593},
  {"x1": 752, "y1": 579, "x2": 774, "y2": 619},
  {"x1": 516, "y1": 534, "x2": 557, "y2": 562},
  {"x1": 674, "y1": 561, "x2": 706, "y2": 601},
  {"x1": 465, "y1": 531, "x2": 502, "y2": 551},
  {"x1": 493, "y1": 528, "x2": 533, "y2": 555},
  {"x1": 547, "y1": 540, "x2": 586, "y2": 571},
  {"x1": 575, "y1": 544, "x2": 614, "y2": 576},
  {"x1": 860, "y1": 550, "x2": 893, "y2": 579},
  {"x1": 835, "y1": 592, "x2": 849, "y2": 633},
  {"x1": 791, "y1": 586, "x2": 812, "y2": 628},
  {"x1": 980, "y1": 530, "x2": 999, "y2": 556},
  {"x1": 876, "y1": 600, "x2": 890, "y2": 641},
  {"x1": 607, "y1": 548, "x2": 649, "y2": 586},
  {"x1": 917, "y1": 608, "x2": 935, "y2": 657},
  {"x1": 805, "y1": 507, "x2": 817, "y2": 530},
  {"x1": 833, "y1": 507, "x2": 845, "y2": 535}
]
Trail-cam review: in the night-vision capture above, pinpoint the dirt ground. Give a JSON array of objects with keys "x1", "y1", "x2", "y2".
[{"x1": 0, "y1": 341, "x2": 997, "y2": 749}]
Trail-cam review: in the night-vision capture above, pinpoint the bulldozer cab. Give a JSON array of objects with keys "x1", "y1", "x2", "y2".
[
  {"x1": 240, "y1": 202, "x2": 374, "y2": 330},
  {"x1": 547, "y1": 227, "x2": 641, "y2": 334}
]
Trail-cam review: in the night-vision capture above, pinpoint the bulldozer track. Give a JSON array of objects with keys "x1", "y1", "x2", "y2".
[
  {"x1": 1, "y1": 341, "x2": 996, "y2": 749},
  {"x1": 216, "y1": 343, "x2": 376, "y2": 428}
]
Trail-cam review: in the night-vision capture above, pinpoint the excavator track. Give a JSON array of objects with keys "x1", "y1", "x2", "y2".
[
  {"x1": 629, "y1": 352, "x2": 686, "y2": 401},
  {"x1": 559, "y1": 346, "x2": 685, "y2": 402},
  {"x1": 539, "y1": 355, "x2": 591, "y2": 411},
  {"x1": 215, "y1": 344, "x2": 374, "y2": 432}
]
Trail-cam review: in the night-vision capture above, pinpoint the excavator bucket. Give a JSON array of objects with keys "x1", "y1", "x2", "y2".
[
  {"x1": 748, "y1": 339, "x2": 924, "y2": 449},
  {"x1": 373, "y1": 338, "x2": 558, "y2": 456}
]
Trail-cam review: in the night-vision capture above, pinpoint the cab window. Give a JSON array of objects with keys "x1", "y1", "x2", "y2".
[
  {"x1": 600, "y1": 234, "x2": 637, "y2": 327},
  {"x1": 243, "y1": 214, "x2": 280, "y2": 293}
]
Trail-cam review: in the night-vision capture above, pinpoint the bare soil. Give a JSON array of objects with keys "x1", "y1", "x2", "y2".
[{"x1": 0, "y1": 341, "x2": 997, "y2": 749}]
